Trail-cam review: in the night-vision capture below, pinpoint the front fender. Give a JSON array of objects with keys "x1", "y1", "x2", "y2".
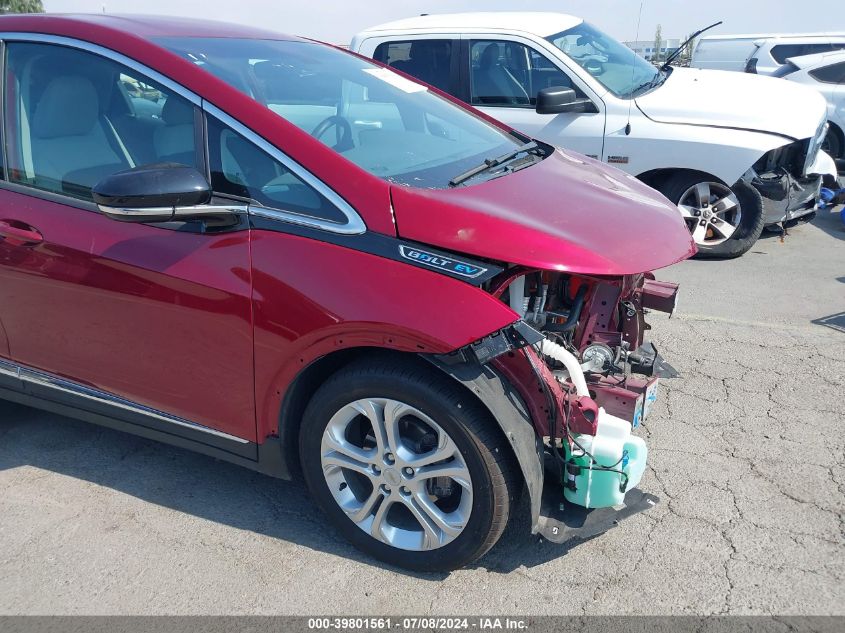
[
  {"x1": 427, "y1": 355, "x2": 545, "y2": 535},
  {"x1": 251, "y1": 229, "x2": 519, "y2": 440},
  {"x1": 618, "y1": 118, "x2": 794, "y2": 185}
]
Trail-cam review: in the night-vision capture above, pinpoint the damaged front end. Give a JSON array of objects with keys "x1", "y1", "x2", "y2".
[
  {"x1": 432, "y1": 269, "x2": 679, "y2": 541},
  {"x1": 746, "y1": 120, "x2": 830, "y2": 227}
]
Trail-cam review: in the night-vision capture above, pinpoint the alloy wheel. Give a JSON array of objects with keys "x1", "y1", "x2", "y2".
[
  {"x1": 320, "y1": 398, "x2": 473, "y2": 552},
  {"x1": 677, "y1": 181, "x2": 742, "y2": 247}
]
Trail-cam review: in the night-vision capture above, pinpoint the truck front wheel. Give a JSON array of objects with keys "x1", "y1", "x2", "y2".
[{"x1": 659, "y1": 173, "x2": 764, "y2": 259}]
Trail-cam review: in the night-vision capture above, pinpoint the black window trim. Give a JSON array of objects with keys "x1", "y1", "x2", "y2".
[{"x1": 455, "y1": 39, "x2": 471, "y2": 103}]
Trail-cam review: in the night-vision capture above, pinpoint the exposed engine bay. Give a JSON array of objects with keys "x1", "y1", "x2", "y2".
[
  {"x1": 479, "y1": 268, "x2": 679, "y2": 427},
  {"x1": 451, "y1": 268, "x2": 680, "y2": 513}
]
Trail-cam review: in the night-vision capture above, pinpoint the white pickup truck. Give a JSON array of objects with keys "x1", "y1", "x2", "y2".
[{"x1": 351, "y1": 12, "x2": 837, "y2": 257}]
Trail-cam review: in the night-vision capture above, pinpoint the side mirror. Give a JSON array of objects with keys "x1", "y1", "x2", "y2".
[
  {"x1": 93, "y1": 163, "x2": 236, "y2": 223},
  {"x1": 535, "y1": 86, "x2": 596, "y2": 114}
]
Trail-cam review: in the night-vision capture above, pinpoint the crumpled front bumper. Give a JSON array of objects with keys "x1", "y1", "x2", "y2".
[
  {"x1": 748, "y1": 148, "x2": 837, "y2": 226},
  {"x1": 751, "y1": 172, "x2": 821, "y2": 226}
]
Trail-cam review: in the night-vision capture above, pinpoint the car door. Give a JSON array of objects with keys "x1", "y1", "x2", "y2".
[
  {"x1": 0, "y1": 39, "x2": 256, "y2": 449},
  {"x1": 463, "y1": 36, "x2": 605, "y2": 159}
]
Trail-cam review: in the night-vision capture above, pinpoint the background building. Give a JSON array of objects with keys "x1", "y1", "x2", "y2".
[{"x1": 624, "y1": 38, "x2": 682, "y2": 62}]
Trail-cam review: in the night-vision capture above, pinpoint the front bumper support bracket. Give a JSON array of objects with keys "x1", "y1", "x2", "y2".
[{"x1": 537, "y1": 482, "x2": 660, "y2": 544}]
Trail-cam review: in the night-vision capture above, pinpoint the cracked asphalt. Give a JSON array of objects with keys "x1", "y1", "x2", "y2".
[{"x1": 0, "y1": 207, "x2": 843, "y2": 615}]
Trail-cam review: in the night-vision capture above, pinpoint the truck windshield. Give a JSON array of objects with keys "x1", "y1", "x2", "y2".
[
  {"x1": 157, "y1": 37, "x2": 523, "y2": 188},
  {"x1": 546, "y1": 23, "x2": 662, "y2": 98}
]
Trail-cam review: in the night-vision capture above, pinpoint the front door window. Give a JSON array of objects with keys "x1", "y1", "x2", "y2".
[
  {"x1": 4, "y1": 42, "x2": 199, "y2": 202},
  {"x1": 469, "y1": 39, "x2": 584, "y2": 107}
]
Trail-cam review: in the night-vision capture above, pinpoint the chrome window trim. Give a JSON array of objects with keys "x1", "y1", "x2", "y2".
[
  {"x1": 0, "y1": 357, "x2": 17, "y2": 380},
  {"x1": 204, "y1": 104, "x2": 366, "y2": 235},
  {"x1": 97, "y1": 202, "x2": 249, "y2": 220},
  {"x1": 0, "y1": 357, "x2": 249, "y2": 444},
  {"x1": 0, "y1": 32, "x2": 202, "y2": 106}
]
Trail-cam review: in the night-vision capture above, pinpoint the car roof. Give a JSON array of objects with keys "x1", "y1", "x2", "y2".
[
  {"x1": 356, "y1": 12, "x2": 583, "y2": 38},
  {"x1": 0, "y1": 13, "x2": 301, "y2": 41},
  {"x1": 700, "y1": 32, "x2": 845, "y2": 42},
  {"x1": 785, "y1": 49, "x2": 845, "y2": 69},
  {"x1": 762, "y1": 34, "x2": 845, "y2": 45}
]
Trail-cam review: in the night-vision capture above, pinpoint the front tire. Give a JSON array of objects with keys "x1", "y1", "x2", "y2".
[
  {"x1": 659, "y1": 173, "x2": 764, "y2": 259},
  {"x1": 299, "y1": 358, "x2": 519, "y2": 571}
]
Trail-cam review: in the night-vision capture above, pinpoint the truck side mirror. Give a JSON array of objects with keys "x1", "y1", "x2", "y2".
[{"x1": 535, "y1": 86, "x2": 597, "y2": 114}]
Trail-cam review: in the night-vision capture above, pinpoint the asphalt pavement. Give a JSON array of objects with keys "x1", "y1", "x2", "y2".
[{"x1": 0, "y1": 207, "x2": 843, "y2": 615}]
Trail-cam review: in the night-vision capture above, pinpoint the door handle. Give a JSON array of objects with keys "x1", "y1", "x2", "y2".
[{"x1": 0, "y1": 220, "x2": 43, "y2": 246}]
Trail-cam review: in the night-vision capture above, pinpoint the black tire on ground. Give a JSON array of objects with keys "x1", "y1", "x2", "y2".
[
  {"x1": 299, "y1": 357, "x2": 520, "y2": 572},
  {"x1": 659, "y1": 172, "x2": 765, "y2": 259}
]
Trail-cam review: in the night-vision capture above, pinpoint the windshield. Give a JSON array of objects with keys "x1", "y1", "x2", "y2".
[
  {"x1": 157, "y1": 37, "x2": 522, "y2": 188},
  {"x1": 546, "y1": 22, "x2": 661, "y2": 98}
]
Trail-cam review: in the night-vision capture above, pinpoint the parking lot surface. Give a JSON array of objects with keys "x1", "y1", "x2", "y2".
[{"x1": 1, "y1": 208, "x2": 843, "y2": 616}]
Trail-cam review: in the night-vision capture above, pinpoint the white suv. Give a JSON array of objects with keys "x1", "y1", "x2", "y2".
[
  {"x1": 352, "y1": 12, "x2": 835, "y2": 258},
  {"x1": 746, "y1": 36, "x2": 845, "y2": 76},
  {"x1": 776, "y1": 51, "x2": 845, "y2": 160}
]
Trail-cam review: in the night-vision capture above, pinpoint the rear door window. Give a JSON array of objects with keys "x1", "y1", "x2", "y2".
[{"x1": 373, "y1": 39, "x2": 457, "y2": 94}]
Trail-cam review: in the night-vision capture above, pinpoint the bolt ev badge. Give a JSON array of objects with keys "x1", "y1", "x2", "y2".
[{"x1": 398, "y1": 245, "x2": 488, "y2": 278}]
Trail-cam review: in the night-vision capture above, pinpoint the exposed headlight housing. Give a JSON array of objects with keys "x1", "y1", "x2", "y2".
[{"x1": 803, "y1": 119, "x2": 828, "y2": 177}]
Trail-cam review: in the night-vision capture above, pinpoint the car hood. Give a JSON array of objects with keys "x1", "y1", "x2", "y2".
[
  {"x1": 636, "y1": 67, "x2": 827, "y2": 140},
  {"x1": 389, "y1": 149, "x2": 696, "y2": 276}
]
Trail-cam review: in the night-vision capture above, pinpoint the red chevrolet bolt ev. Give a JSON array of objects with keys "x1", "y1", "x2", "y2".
[{"x1": 0, "y1": 14, "x2": 694, "y2": 570}]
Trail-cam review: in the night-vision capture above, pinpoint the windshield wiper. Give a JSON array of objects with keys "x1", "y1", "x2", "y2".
[
  {"x1": 629, "y1": 65, "x2": 675, "y2": 97},
  {"x1": 629, "y1": 73, "x2": 662, "y2": 97},
  {"x1": 449, "y1": 142, "x2": 541, "y2": 187},
  {"x1": 661, "y1": 20, "x2": 722, "y2": 70}
]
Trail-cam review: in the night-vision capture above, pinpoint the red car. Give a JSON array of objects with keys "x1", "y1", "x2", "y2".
[{"x1": 0, "y1": 14, "x2": 694, "y2": 571}]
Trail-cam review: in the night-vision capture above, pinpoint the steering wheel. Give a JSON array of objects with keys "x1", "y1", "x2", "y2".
[{"x1": 311, "y1": 115, "x2": 354, "y2": 152}]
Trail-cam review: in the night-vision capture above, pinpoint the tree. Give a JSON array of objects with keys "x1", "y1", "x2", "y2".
[
  {"x1": 0, "y1": 1, "x2": 44, "y2": 13},
  {"x1": 652, "y1": 24, "x2": 663, "y2": 64},
  {"x1": 680, "y1": 33, "x2": 697, "y2": 66}
]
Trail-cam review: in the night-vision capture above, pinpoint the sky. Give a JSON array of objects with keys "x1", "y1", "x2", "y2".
[{"x1": 43, "y1": 0, "x2": 845, "y2": 45}]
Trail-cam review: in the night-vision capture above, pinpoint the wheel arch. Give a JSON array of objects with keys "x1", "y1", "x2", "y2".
[
  {"x1": 276, "y1": 345, "x2": 375, "y2": 479},
  {"x1": 637, "y1": 167, "x2": 729, "y2": 192},
  {"x1": 825, "y1": 120, "x2": 844, "y2": 157},
  {"x1": 275, "y1": 346, "x2": 543, "y2": 531}
]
